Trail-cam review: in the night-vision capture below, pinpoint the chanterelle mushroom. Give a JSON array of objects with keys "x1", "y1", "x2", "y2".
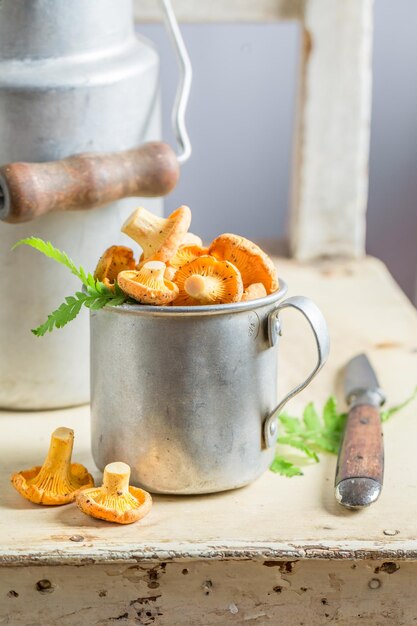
[
  {"x1": 209, "y1": 233, "x2": 279, "y2": 294},
  {"x1": 121, "y1": 205, "x2": 191, "y2": 263},
  {"x1": 11, "y1": 427, "x2": 94, "y2": 505},
  {"x1": 241, "y1": 282, "x2": 267, "y2": 301},
  {"x1": 94, "y1": 245, "x2": 136, "y2": 288},
  {"x1": 182, "y1": 232, "x2": 203, "y2": 247},
  {"x1": 118, "y1": 261, "x2": 179, "y2": 305},
  {"x1": 174, "y1": 255, "x2": 243, "y2": 306},
  {"x1": 76, "y1": 462, "x2": 152, "y2": 525},
  {"x1": 164, "y1": 244, "x2": 209, "y2": 280}
]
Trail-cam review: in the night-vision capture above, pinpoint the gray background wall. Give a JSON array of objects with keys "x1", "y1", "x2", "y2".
[{"x1": 140, "y1": 0, "x2": 417, "y2": 303}]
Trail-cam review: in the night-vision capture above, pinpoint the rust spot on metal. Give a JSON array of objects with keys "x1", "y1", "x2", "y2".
[{"x1": 375, "y1": 562, "x2": 400, "y2": 574}]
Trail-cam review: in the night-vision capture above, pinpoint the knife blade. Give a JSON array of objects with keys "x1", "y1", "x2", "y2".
[{"x1": 335, "y1": 354, "x2": 385, "y2": 509}]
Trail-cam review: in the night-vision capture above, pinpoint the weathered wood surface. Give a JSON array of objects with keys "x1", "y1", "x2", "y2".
[
  {"x1": 1, "y1": 256, "x2": 417, "y2": 624},
  {"x1": 1, "y1": 559, "x2": 414, "y2": 625},
  {"x1": 135, "y1": 0, "x2": 374, "y2": 262},
  {"x1": 0, "y1": 257, "x2": 416, "y2": 568},
  {"x1": 134, "y1": 0, "x2": 302, "y2": 23},
  {"x1": 290, "y1": 0, "x2": 374, "y2": 259}
]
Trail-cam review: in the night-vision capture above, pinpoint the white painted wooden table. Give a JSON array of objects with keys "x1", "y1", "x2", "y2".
[{"x1": 1, "y1": 257, "x2": 417, "y2": 625}]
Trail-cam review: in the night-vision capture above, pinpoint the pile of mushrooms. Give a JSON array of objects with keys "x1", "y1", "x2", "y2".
[
  {"x1": 10, "y1": 209, "x2": 278, "y2": 523},
  {"x1": 11, "y1": 427, "x2": 151, "y2": 525},
  {"x1": 94, "y1": 205, "x2": 279, "y2": 306}
]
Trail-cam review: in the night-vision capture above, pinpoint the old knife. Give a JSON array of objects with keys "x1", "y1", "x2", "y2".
[{"x1": 335, "y1": 354, "x2": 386, "y2": 509}]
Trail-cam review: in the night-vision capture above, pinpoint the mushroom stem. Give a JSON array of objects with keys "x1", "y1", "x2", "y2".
[
  {"x1": 136, "y1": 260, "x2": 166, "y2": 286},
  {"x1": 11, "y1": 427, "x2": 94, "y2": 505},
  {"x1": 102, "y1": 462, "x2": 131, "y2": 497},
  {"x1": 122, "y1": 209, "x2": 166, "y2": 242},
  {"x1": 75, "y1": 461, "x2": 152, "y2": 523},
  {"x1": 184, "y1": 274, "x2": 218, "y2": 300},
  {"x1": 121, "y1": 205, "x2": 192, "y2": 263},
  {"x1": 32, "y1": 428, "x2": 74, "y2": 488}
]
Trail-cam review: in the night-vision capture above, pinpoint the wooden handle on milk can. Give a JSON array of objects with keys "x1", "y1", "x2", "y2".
[{"x1": 0, "y1": 141, "x2": 180, "y2": 224}]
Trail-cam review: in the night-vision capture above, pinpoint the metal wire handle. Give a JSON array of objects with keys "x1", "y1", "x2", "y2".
[
  {"x1": 263, "y1": 296, "x2": 330, "y2": 448},
  {"x1": 159, "y1": 0, "x2": 192, "y2": 164}
]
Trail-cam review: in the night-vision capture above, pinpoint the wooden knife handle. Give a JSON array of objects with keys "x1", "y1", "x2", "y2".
[
  {"x1": 0, "y1": 141, "x2": 180, "y2": 224},
  {"x1": 335, "y1": 404, "x2": 384, "y2": 508}
]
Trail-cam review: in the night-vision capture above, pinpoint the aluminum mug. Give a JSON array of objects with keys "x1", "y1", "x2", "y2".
[{"x1": 90, "y1": 281, "x2": 330, "y2": 494}]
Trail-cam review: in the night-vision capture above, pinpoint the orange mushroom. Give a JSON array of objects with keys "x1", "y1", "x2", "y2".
[
  {"x1": 241, "y1": 282, "x2": 267, "y2": 301},
  {"x1": 76, "y1": 462, "x2": 152, "y2": 525},
  {"x1": 118, "y1": 261, "x2": 178, "y2": 305},
  {"x1": 11, "y1": 427, "x2": 94, "y2": 505},
  {"x1": 174, "y1": 255, "x2": 243, "y2": 306},
  {"x1": 182, "y1": 232, "x2": 203, "y2": 247},
  {"x1": 164, "y1": 244, "x2": 209, "y2": 280},
  {"x1": 121, "y1": 205, "x2": 191, "y2": 263},
  {"x1": 94, "y1": 245, "x2": 136, "y2": 288},
  {"x1": 209, "y1": 233, "x2": 279, "y2": 294}
]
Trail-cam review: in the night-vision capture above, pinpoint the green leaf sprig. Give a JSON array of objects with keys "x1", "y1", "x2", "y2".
[
  {"x1": 13, "y1": 238, "x2": 129, "y2": 336},
  {"x1": 272, "y1": 388, "x2": 417, "y2": 477}
]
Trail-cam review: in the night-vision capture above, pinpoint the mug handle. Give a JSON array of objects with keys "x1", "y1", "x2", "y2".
[{"x1": 263, "y1": 296, "x2": 330, "y2": 448}]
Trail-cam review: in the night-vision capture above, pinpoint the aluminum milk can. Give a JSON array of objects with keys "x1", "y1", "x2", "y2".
[{"x1": 0, "y1": 0, "x2": 184, "y2": 409}]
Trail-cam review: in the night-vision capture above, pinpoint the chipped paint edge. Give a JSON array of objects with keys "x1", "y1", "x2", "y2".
[{"x1": 1, "y1": 541, "x2": 417, "y2": 567}]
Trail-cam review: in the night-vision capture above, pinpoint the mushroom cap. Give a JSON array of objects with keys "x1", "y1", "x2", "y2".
[
  {"x1": 165, "y1": 244, "x2": 209, "y2": 280},
  {"x1": 164, "y1": 265, "x2": 177, "y2": 282},
  {"x1": 118, "y1": 261, "x2": 179, "y2": 305},
  {"x1": 121, "y1": 205, "x2": 192, "y2": 263},
  {"x1": 241, "y1": 282, "x2": 268, "y2": 301},
  {"x1": 76, "y1": 462, "x2": 152, "y2": 525},
  {"x1": 11, "y1": 463, "x2": 94, "y2": 506},
  {"x1": 182, "y1": 232, "x2": 203, "y2": 247},
  {"x1": 173, "y1": 255, "x2": 243, "y2": 306},
  {"x1": 94, "y1": 245, "x2": 136, "y2": 285},
  {"x1": 209, "y1": 234, "x2": 279, "y2": 294},
  {"x1": 11, "y1": 426, "x2": 94, "y2": 506}
]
